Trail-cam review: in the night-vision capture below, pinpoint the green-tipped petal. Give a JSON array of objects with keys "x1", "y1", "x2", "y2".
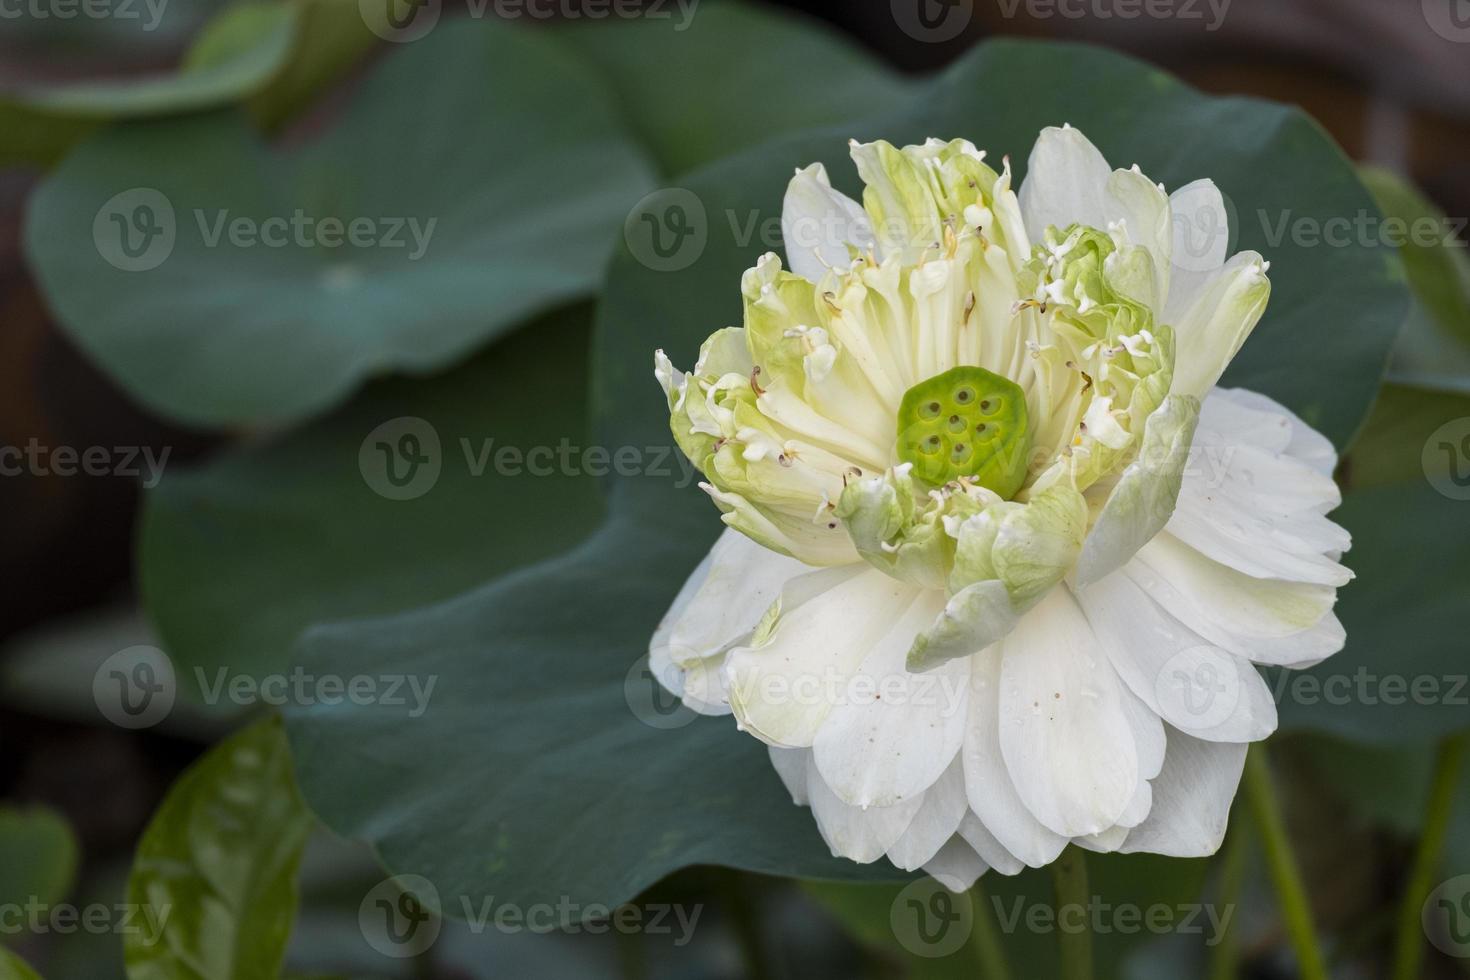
[{"x1": 1074, "y1": 393, "x2": 1201, "y2": 587}]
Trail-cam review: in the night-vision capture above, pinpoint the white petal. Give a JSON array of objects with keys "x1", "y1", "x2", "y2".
[
  {"x1": 782, "y1": 163, "x2": 874, "y2": 283},
  {"x1": 768, "y1": 746, "x2": 810, "y2": 806},
  {"x1": 957, "y1": 812, "x2": 1026, "y2": 876},
  {"x1": 886, "y1": 759, "x2": 970, "y2": 871},
  {"x1": 1169, "y1": 389, "x2": 1351, "y2": 588},
  {"x1": 805, "y1": 761, "x2": 924, "y2": 864},
  {"x1": 1077, "y1": 572, "x2": 1277, "y2": 743},
  {"x1": 1105, "y1": 166, "x2": 1173, "y2": 309},
  {"x1": 1164, "y1": 179, "x2": 1229, "y2": 322},
  {"x1": 1207, "y1": 388, "x2": 1337, "y2": 476},
  {"x1": 1170, "y1": 252, "x2": 1271, "y2": 399},
  {"x1": 998, "y1": 590, "x2": 1141, "y2": 838},
  {"x1": 649, "y1": 529, "x2": 813, "y2": 713},
  {"x1": 1019, "y1": 125, "x2": 1114, "y2": 236},
  {"x1": 724, "y1": 567, "x2": 922, "y2": 747},
  {"x1": 1121, "y1": 730, "x2": 1247, "y2": 857},
  {"x1": 1077, "y1": 824, "x2": 1130, "y2": 854},
  {"x1": 813, "y1": 592, "x2": 970, "y2": 807},
  {"x1": 655, "y1": 529, "x2": 810, "y2": 669},
  {"x1": 1129, "y1": 533, "x2": 1340, "y2": 663},
  {"x1": 923, "y1": 835, "x2": 990, "y2": 892},
  {"x1": 962, "y1": 647, "x2": 1069, "y2": 868}
]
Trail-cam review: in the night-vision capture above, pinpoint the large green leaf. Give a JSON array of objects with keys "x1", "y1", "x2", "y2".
[
  {"x1": 140, "y1": 306, "x2": 606, "y2": 698},
  {"x1": 25, "y1": 19, "x2": 655, "y2": 428},
  {"x1": 0, "y1": 806, "x2": 79, "y2": 916},
  {"x1": 552, "y1": 0, "x2": 918, "y2": 176},
  {"x1": 285, "y1": 40, "x2": 1406, "y2": 913},
  {"x1": 125, "y1": 717, "x2": 313, "y2": 980},
  {"x1": 0, "y1": 0, "x2": 373, "y2": 168}
]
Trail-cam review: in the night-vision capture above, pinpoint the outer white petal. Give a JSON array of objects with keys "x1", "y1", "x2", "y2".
[
  {"x1": 1169, "y1": 390, "x2": 1351, "y2": 588},
  {"x1": 962, "y1": 646, "x2": 1069, "y2": 868},
  {"x1": 957, "y1": 813, "x2": 1026, "y2": 876},
  {"x1": 649, "y1": 529, "x2": 812, "y2": 714},
  {"x1": 813, "y1": 592, "x2": 970, "y2": 807},
  {"x1": 1164, "y1": 178, "x2": 1229, "y2": 322},
  {"x1": 1077, "y1": 573, "x2": 1278, "y2": 743},
  {"x1": 1208, "y1": 388, "x2": 1336, "y2": 476},
  {"x1": 886, "y1": 759, "x2": 970, "y2": 871},
  {"x1": 724, "y1": 567, "x2": 922, "y2": 747},
  {"x1": 1120, "y1": 729, "x2": 1247, "y2": 857},
  {"x1": 1018, "y1": 125, "x2": 1114, "y2": 235},
  {"x1": 782, "y1": 163, "x2": 874, "y2": 283},
  {"x1": 923, "y1": 835, "x2": 990, "y2": 892},
  {"x1": 805, "y1": 760, "x2": 924, "y2": 864},
  {"x1": 1128, "y1": 533, "x2": 1340, "y2": 669},
  {"x1": 768, "y1": 746, "x2": 810, "y2": 806},
  {"x1": 1170, "y1": 252, "x2": 1271, "y2": 399},
  {"x1": 998, "y1": 590, "x2": 1141, "y2": 838}
]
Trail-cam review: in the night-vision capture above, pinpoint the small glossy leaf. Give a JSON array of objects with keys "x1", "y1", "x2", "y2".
[
  {"x1": 26, "y1": 20, "x2": 655, "y2": 427},
  {"x1": 125, "y1": 717, "x2": 313, "y2": 980},
  {"x1": 0, "y1": 949, "x2": 43, "y2": 980},
  {"x1": 0, "y1": 0, "x2": 371, "y2": 167}
]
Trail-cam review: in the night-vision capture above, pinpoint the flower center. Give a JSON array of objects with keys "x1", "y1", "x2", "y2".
[{"x1": 895, "y1": 366, "x2": 1031, "y2": 498}]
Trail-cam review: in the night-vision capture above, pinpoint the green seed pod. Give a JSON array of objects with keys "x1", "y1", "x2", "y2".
[{"x1": 895, "y1": 366, "x2": 1031, "y2": 497}]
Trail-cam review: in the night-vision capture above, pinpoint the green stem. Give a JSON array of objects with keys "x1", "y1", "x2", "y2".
[
  {"x1": 1391, "y1": 733, "x2": 1470, "y2": 980},
  {"x1": 615, "y1": 925, "x2": 648, "y2": 980},
  {"x1": 1243, "y1": 745, "x2": 1328, "y2": 980},
  {"x1": 1208, "y1": 815, "x2": 1251, "y2": 980},
  {"x1": 1051, "y1": 845, "x2": 1093, "y2": 980},
  {"x1": 967, "y1": 879, "x2": 1013, "y2": 980},
  {"x1": 723, "y1": 871, "x2": 773, "y2": 980}
]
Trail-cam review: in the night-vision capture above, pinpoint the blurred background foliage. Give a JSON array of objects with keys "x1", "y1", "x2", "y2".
[{"x1": 0, "y1": 1, "x2": 1468, "y2": 978}]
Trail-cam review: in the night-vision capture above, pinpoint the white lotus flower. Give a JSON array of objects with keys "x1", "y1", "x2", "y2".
[{"x1": 649, "y1": 126, "x2": 1350, "y2": 889}]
